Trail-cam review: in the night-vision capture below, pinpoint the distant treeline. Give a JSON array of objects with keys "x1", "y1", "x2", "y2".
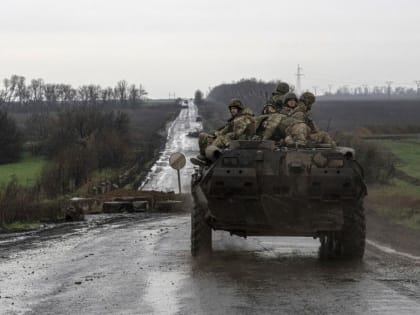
[
  {"x1": 0, "y1": 74, "x2": 149, "y2": 112},
  {"x1": 323, "y1": 85, "x2": 420, "y2": 98},
  {"x1": 313, "y1": 99, "x2": 420, "y2": 132}
]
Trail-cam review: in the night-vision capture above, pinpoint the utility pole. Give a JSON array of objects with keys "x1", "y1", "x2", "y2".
[
  {"x1": 328, "y1": 84, "x2": 333, "y2": 95},
  {"x1": 415, "y1": 81, "x2": 420, "y2": 97},
  {"x1": 295, "y1": 64, "x2": 304, "y2": 95},
  {"x1": 362, "y1": 84, "x2": 369, "y2": 96},
  {"x1": 312, "y1": 86, "x2": 318, "y2": 96},
  {"x1": 385, "y1": 81, "x2": 393, "y2": 98}
]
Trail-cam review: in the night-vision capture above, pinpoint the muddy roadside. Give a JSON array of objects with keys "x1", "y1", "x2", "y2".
[
  {"x1": 2, "y1": 203, "x2": 420, "y2": 261},
  {"x1": 365, "y1": 206, "x2": 420, "y2": 257}
]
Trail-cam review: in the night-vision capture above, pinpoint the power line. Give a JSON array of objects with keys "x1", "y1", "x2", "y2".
[
  {"x1": 415, "y1": 81, "x2": 420, "y2": 97},
  {"x1": 385, "y1": 81, "x2": 393, "y2": 98},
  {"x1": 295, "y1": 64, "x2": 304, "y2": 95},
  {"x1": 328, "y1": 84, "x2": 333, "y2": 94}
]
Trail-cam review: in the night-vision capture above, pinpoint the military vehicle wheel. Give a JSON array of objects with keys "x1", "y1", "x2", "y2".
[
  {"x1": 319, "y1": 232, "x2": 341, "y2": 260},
  {"x1": 339, "y1": 203, "x2": 366, "y2": 260},
  {"x1": 319, "y1": 203, "x2": 365, "y2": 260},
  {"x1": 191, "y1": 204, "x2": 212, "y2": 257}
]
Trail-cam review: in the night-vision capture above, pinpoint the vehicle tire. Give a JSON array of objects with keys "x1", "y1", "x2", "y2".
[
  {"x1": 339, "y1": 202, "x2": 366, "y2": 260},
  {"x1": 191, "y1": 204, "x2": 212, "y2": 257},
  {"x1": 319, "y1": 203, "x2": 365, "y2": 260},
  {"x1": 319, "y1": 232, "x2": 340, "y2": 260}
]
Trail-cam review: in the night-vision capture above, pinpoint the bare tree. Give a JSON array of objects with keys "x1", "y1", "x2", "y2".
[
  {"x1": 87, "y1": 85, "x2": 101, "y2": 104},
  {"x1": 128, "y1": 84, "x2": 139, "y2": 104},
  {"x1": 44, "y1": 84, "x2": 59, "y2": 104},
  {"x1": 115, "y1": 80, "x2": 128, "y2": 102},
  {"x1": 28, "y1": 79, "x2": 45, "y2": 102},
  {"x1": 139, "y1": 84, "x2": 148, "y2": 99}
]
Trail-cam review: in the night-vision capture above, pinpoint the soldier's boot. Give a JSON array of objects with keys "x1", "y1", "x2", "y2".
[{"x1": 190, "y1": 156, "x2": 208, "y2": 167}]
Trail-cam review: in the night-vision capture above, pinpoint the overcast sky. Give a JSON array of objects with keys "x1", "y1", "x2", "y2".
[{"x1": 1, "y1": 0, "x2": 419, "y2": 98}]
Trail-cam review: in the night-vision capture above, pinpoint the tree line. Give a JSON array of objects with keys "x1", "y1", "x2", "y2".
[
  {"x1": 325, "y1": 85, "x2": 420, "y2": 98},
  {"x1": 0, "y1": 75, "x2": 148, "y2": 112}
]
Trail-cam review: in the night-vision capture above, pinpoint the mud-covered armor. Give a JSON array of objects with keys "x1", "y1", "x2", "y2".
[{"x1": 191, "y1": 140, "x2": 367, "y2": 261}]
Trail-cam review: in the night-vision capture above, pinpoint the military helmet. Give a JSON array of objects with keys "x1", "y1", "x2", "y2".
[
  {"x1": 299, "y1": 92, "x2": 316, "y2": 107},
  {"x1": 276, "y1": 82, "x2": 290, "y2": 94},
  {"x1": 284, "y1": 93, "x2": 298, "y2": 103},
  {"x1": 228, "y1": 98, "x2": 244, "y2": 110}
]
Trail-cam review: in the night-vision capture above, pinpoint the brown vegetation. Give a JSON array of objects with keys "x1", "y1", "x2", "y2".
[
  {"x1": 0, "y1": 178, "x2": 62, "y2": 227},
  {"x1": 0, "y1": 74, "x2": 181, "y2": 226},
  {"x1": 335, "y1": 132, "x2": 396, "y2": 184}
]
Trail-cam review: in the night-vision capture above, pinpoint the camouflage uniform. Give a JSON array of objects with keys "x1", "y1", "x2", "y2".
[
  {"x1": 259, "y1": 92, "x2": 334, "y2": 146},
  {"x1": 284, "y1": 123, "x2": 311, "y2": 145},
  {"x1": 298, "y1": 92, "x2": 334, "y2": 145},
  {"x1": 262, "y1": 82, "x2": 290, "y2": 114},
  {"x1": 262, "y1": 93, "x2": 307, "y2": 144},
  {"x1": 261, "y1": 113, "x2": 287, "y2": 141},
  {"x1": 197, "y1": 99, "x2": 256, "y2": 156}
]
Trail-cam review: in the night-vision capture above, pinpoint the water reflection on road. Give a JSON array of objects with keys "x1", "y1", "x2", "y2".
[{"x1": 140, "y1": 100, "x2": 202, "y2": 192}]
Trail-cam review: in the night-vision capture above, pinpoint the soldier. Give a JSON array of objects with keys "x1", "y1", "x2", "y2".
[
  {"x1": 262, "y1": 92, "x2": 311, "y2": 145},
  {"x1": 192, "y1": 98, "x2": 256, "y2": 165},
  {"x1": 259, "y1": 93, "x2": 302, "y2": 143},
  {"x1": 298, "y1": 92, "x2": 335, "y2": 145},
  {"x1": 298, "y1": 92, "x2": 318, "y2": 130},
  {"x1": 279, "y1": 92, "x2": 299, "y2": 113},
  {"x1": 262, "y1": 82, "x2": 290, "y2": 114}
]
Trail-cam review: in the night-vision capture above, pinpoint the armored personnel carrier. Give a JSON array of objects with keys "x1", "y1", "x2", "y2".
[{"x1": 191, "y1": 140, "x2": 367, "y2": 260}]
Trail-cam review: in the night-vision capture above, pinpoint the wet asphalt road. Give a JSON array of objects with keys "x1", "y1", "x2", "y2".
[
  {"x1": 1, "y1": 213, "x2": 420, "y2": 314},
  {"x1": 140, "y1": 100, "x2": 202, "y2": 193},
  {"x1": 1, "y1": 100, "x2": 420, "y2": 314}
]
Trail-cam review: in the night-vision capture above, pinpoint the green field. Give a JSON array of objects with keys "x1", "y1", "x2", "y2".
[
  {"x1": 0, "y1": 154, "x2": 46, "y2": 186},
  {"x1": 368, "y1": 179, "x2": 420, "y2": 230},
  {"x1": 366, "y1": 137, "x2": 420, "y2": 230},
  {"x1": 376, "y1": 138, "x2": 420, "y2": 179}
]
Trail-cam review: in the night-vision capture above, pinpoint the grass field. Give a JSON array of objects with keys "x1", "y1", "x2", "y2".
[
  {"x1": 365, "y1": 137, "x2": 420, "y2": 230},
  {"x1": 0, "y1": 154, "x2": 46, "y2": 186},
  {"x1": 371, "y1": 138, "x2": 420, "y2": 179},
  {"x1": 368, "y1": 179, "x2": 420, "y2": 231}
]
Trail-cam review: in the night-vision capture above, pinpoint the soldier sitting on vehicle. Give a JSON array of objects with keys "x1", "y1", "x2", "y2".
[
  {"x1": 295, "y1": 92, "x2": 335, "y2": 145},
  {"x1": 260, "y1": 93, "x2": 302, "y2": 143},
  {"x1": 279, "y1": 92, "x2": 312, "y2": 145},
  {"x1": 191, "y1": 98, "x2": 256, "y2": 166},
  {"x1": 261, "y1": 82, "x2": 290, "y2": 115},
  {"x1": 260, "y1": 92, "x2": 334, "y2": 146}
]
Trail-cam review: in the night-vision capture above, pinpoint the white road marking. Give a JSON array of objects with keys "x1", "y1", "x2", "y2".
[{"x1": 367, "y1": 239, "x2": 420, "y2": 260}]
